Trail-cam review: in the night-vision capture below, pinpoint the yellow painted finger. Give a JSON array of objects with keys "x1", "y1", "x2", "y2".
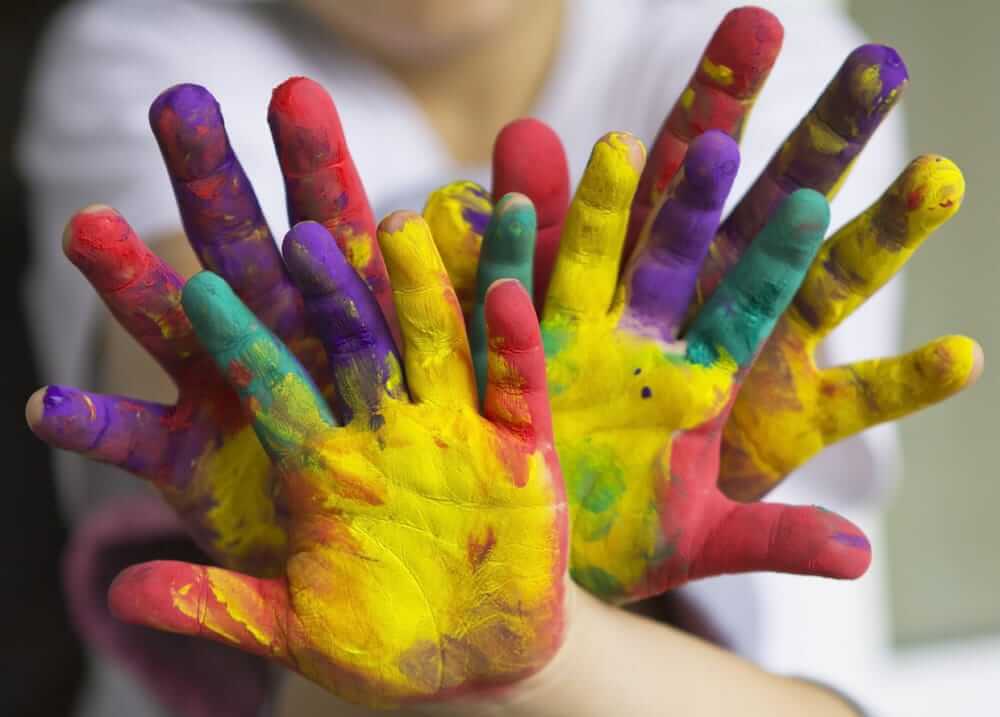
[
  {"x1": 816, "y1": 335, "x2": 982, "y2": 447},
  {"x1": 543, "y1": 132, "x2": 645, "y2": 324},
  {"x1": 422, "y1": 181, "x2": 493, "y2": 314},
  {"x1": 789, "y1": 155, "x2": 964, "y2": 343},
  {"x1": 378, "y1": 211, "x2": 477, "y2": 408}
]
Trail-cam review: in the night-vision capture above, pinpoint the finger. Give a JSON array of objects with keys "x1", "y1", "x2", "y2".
[
  {"x1": 109, "y1": 561, "x2": 292, "y2": 663},
  {"x1": 470, "y1": 194, "x2": 537, "y2": 403},
  {"x1": 698, "y1": 502, "x2": 871, "y2": 580},
  {"x1": 422, "y1": 180, "x2": 493, "y2": 313},
  {"x1": 282, "y1": 221, "x2": 406, "y2": 428},
  {"x1": 63, "y1": 205, "x2": 197, "y2": 379},
  {"x1": 627, "y1": 7, "x2": 783, "y2": 256},
  {"x1": 817, "y1": 336, "x2": 983, "y2": 448},
  {"x1": 622, "y1": 131, "x2": 740, "y2": 341},
  {"x1": 686, "y1": 190, "x2": 830, "y2": 369},
  {"x1": 491, "y1": 118, "x2": 570, "y2": 306},
  {"x1": 181, "y1": 271, "x2": 335, "y2": 466},
  {"x1": 150, "y1": 84, "x2": 303, "y2": 340},
  {"x1": 708, "y1": 45, "x2": 909, "y2": 294},
  {"x1": 378, "y1": 212, "x2": 477, "y2": 408},
  {"x1": 26, "y1": 386, "x2": 171, "y2": 479},
  {"x1": 269, "y1": 77, "x2": 397, "y2": 338},
  {"x1": 483, "y1": 279, "x2": 554, "y2": 448},
  {"x1": 543, "y1": 132, "x2": 645, "y2": 325},
  {"x1": 791, "y1": 155, "x2": 964, "y2": 340}
]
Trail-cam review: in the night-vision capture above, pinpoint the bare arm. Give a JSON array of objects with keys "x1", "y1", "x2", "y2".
[{"x1": 274, "y1": 585, "x2": 861, "y2": 717}]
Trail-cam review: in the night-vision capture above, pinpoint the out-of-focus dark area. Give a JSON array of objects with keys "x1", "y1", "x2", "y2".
[{"x1": 1, "y1": 3, "x2": 84, "y2": 716}]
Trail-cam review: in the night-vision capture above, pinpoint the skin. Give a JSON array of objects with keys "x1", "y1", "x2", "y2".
[{"x1": 107, "y1": 216, "x2": 568, "y2": 709}]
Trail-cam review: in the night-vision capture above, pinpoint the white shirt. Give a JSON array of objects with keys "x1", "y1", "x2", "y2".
[{"x1": 18, "y1": 1, "x2": 907, "y2": 714}]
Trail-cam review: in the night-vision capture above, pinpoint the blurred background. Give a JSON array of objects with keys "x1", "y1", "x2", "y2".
[{"x1": 2, "y1": 1, "x2": 997, "y2": 715}]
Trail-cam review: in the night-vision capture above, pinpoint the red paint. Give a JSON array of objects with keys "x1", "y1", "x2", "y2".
[
  {"x1": 66, "y1": 209, "x2": 154, "y2": 293},
  {"x1": 626, "y1": 8, "x2": 784, "y2": 260},
  {"x1": 907, "y1": 186, "x2": 926, "y2": 211},
  {"x1": 269, "y1": 77, "x2": 398, "y2": 344},
  {"x1": 491, "y1": 118, "x2": 570, "y2": 307},
  {"x1": 227, "y1": 359, "x2": 254, "y2": 389},
  {"x1": 467, "y1": 526, "x2": 497, "y2": 569}
]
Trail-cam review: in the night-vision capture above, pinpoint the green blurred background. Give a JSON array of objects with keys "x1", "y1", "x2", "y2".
[{"x1": 849, "y1": 0, "x2": 1000, "y2": 645}]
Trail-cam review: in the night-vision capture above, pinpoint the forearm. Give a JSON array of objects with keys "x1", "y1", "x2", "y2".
[{"x1": 275, "y1": 584, "x2": 860, "y2": 717}]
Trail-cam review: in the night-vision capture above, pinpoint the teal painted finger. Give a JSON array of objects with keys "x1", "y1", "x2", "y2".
[
  {"x1": 685, "y1": 190, "x2": 829, "y2": 368},
  {"x1": 181, "y1": 271, "x2": 335, "y2": 464},
  {"x1": 470, "y1": 194, "x2": 537, "y2": 401}
]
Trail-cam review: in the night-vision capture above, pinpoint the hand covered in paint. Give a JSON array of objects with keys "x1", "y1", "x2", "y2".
[
  {"x1": 27, "y1": 79, "x2": 393, "y2": 575},
  {"x1": 721, "y1": 155, "x2": 981, "y2": 500},
  {"x1": 108, "y1": 215, "x2": 567, "y2": 708}
]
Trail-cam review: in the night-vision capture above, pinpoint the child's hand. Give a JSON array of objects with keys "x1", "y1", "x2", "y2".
[
  {"x1": 27, "y1": 80, "x2": 391, "y2": 575},
  {"x1": 535, "y1": 131, "x2": 870, "y2": 601},
  {"x1": 107, "y1": 215, "x2": 568, "y2": 708},
  {"x1": 722, "y1": 155, "x2": 981, "y2": 500}
]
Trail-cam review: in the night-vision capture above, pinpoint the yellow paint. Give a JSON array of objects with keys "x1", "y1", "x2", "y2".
[
  {"x1": 339, "y1": 227, "x2": 375, "y2": 276},
  {"x1": 680, "y1": 87, "x2": 696, "y2": 111},
  {"x1": 543, "y1": 307, "x2": 733, "y2": 594},
  {"x1": 423, "y1": 181, "x2": 493, "y2": 314},
  {"x1": 185, "y1": 426, "x2": 287, "y2": 571},
  {"x1": 545, "y1": 133, "x2": 644, "y2": 323},
  {"x1": 722, "y1": 157, "x2": 974, "y2": 501},
  {"x1": 701, "y1": 57, "x2": 735, "y2": 86},
  {"x1": 804, "y1": 113, "x2": 850, "y2": 156},
  {"x1": 379, "y1": 214, "x2": 478, "y2": 409}
]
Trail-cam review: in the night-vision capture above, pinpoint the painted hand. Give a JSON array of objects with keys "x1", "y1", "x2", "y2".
[
  {"x1": 722, "y1": 155, "x2": 981, "y2": 500},
  {"x1": 108, "y1": 215, "x2": 567, "y2": 708},
  {"x1": 533, "y1": 130, "x2": 872, "y2": 602},
  {"x1": 26, "y1": 79, "x2": 391, "y2": 574}
]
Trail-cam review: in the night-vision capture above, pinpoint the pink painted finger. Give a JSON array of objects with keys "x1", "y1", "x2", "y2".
[
  {"x1": 109, "y1": 561, "x2": 293, "y2": 663},
  {"x1": 269, "y1": 77, "x2": 397, "y2": 340},
  {"x1": 150, "y1": 84, "x2": 304, "y2": 341},
  {"x1": 698, "y1": 502, "x2": 872, "y2": 580},
  {"x1": 63, "y1": 206, "x2": 197, "y2": 379},
  {"x1": 626, "y1": 7, "x2": 783, "y2": 257},
  {"x1": 483, "y1": 279, "x2": 553, "y2": 446},
  {"x1": 491, "y1": 118, "x2": 570, "y2": 307},
  {"x1": 26, "y1": 386, "x2": 172, "y2": 480}
]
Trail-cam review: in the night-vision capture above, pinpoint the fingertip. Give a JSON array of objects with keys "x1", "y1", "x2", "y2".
[
  {"x1": 926, "y1": 335, "x2": 986, "y2": 390},
  {"x1": 485, "y1": 278, "x2": 537, "y2": 348},
  {"x1": 822, "y1": 45, "x2": 908, "y2": 138},
  {"x1": 378, "y1": 211, "x2": 444, "y2": 291},
  {"x1": 109, "y1": 561, "x2": 201, "y2": 633},
  {"x1": 24, "y1": 387, "x2": 47, "y2": 430},
  {"x1": 63, "y1": 206, "x2": 150, "y2": 291},
  {"x1": 268, "y1": 76, "x2": 345, "y2": 174},
  {"x1": 705, "y1": 6, "x2": 784, "y2": 97},
  {"x1": 579, "y1": 133, "x2": 645, "y2": 209},
  {"x1": 901, "y1": 155, "x2": 966, "y2": 231},
  {"x1": 680, "y1": 131, "x2": 741, "y2": 206},
  {"x1": 149, "y1": 83, "x2": 230, "y2": 181},
  {"x1": 777, "y1": 189, "x2": 831, "y2": 248},
  {"x1": 820, "y1": 524, "x2": 873, "y2": 580},
  {"x1": 492, "y1": 118, "x2": 569, "y2": 222},
  {"x1": 970, "y1": 340, "x2": 986, "y2": 386}
]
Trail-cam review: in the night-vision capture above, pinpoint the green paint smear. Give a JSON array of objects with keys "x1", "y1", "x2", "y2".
[
  {"x1": 571, "y1": 565, "x2": 623, "y2": 597},
  {"x1": 567, "y1": 444, "x2": 625, "y2": 514}
]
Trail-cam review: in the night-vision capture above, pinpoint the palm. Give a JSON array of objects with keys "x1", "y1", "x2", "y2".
[
  {"x1": 543, "y1": 314, "x2": 733, "y2": 593},
  {"x1": 108, "y1": 215, "x2": 567, "y2": 708}
]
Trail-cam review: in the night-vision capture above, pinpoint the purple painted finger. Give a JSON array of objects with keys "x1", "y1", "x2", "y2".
[
  {"x1": 702, "y1": 45, "x2": 908, "y2": 297},
  {"x1": 150, "y1": 84, "x2": 304, "y2": 342},
  {"x1": 268, "y1": 77, "x2": 398, "y2": 344},
  {"x1": 26, "y1": 386, "x2": 172, "y2": 479},
  {"x1": 282, "y1": 221, "x2": 406, "y2": 428},
  {"x1": 622, "y1": 131, "x2": 739, "y2": 341}
]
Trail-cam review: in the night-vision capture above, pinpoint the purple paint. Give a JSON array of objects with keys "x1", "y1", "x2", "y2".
[
  {"x1": 150, "y1": 84, "x2": 305, "y2": 344},
  {"x1": 709, "y1": 45, "x2": 909, "y2": 293},
  {"x1": 623, "y1": 131, "x2": 740, "y2": 340},
  {"x1": 282, "y1": 221, "x2": 405, "y2": 425},
  {"x1": 832, "y1": 531, "x2": 872, "y2": 551}
]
